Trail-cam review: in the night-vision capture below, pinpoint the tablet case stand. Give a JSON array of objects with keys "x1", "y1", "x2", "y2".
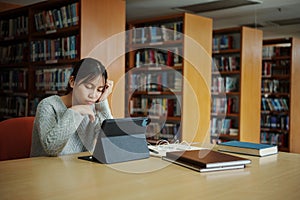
[{"x1": 81, "y1": 117, "x2": 150, "y2": 164}]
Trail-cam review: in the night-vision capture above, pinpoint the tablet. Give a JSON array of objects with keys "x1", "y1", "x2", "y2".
[
  {"x1": 79, "y1": 117, "x2": 151, "y2": 164},
  {"x1": 100, "y1": 117, "x2": 150, "y2": 137}
]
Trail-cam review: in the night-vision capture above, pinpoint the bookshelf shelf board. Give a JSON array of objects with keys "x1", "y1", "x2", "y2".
[
  {"x1": 130, "y1": 91, "x2": 181, "y2": 96},
  {"x1": 0, "y1": 91, "x2": 29, "y2": 96},
  {"x1": 32, "y1": 25, "x2": 80, "y2": 38},
  {"x1": 260, "y1": 127, "x2": 289, "y2": 133},
  {"x1": 261, "y1": 110, "x2": 289, "y2": 115},
  {"x1": 212, "y1": 70, "x2": 240, "y2": 75},
  {"x1": 211, "y1": 134, "x2": 239, "y2": 141},
  {"x1": 261, "y1": 92, "x2": 289, "y2": 97},
  {"x1": 0, "y1": 35, "x2": 28, "y2": 43},
  {"x1": 265, "y1": 75, "x2": 289, "y2": 80},
  {"x1": 211, "y1": 113, "x2": 239, "y2": 117},
  {"x1": 149, "y1": 116, "x2": 181, "y2": 122},
  {"x1": 211, "y1": 91, "x2": 240, "y2": 96},
  {"x1": 0, "y1": 63, "x2": 29, "y2": 68},
  {"x1": 30, "y1": 58, "x2": 80, "y2": 66},
  {"x1": 31, "y1": 25, "x2": 80, "y2": 38},
  {"x1": 130, "y1": 39, "x2": 183, "y2": 48},
  {"x1": 127, "y1": 65, "x2": 183, "y2": 72},
  {"x1": 212, "y1": 49, "x2": 240, "y2": 55}
]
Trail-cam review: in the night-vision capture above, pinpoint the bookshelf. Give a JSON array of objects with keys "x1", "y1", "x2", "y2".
[
  {"x1": 0, "y1": 0, "x2": 125, "y2": 120},
  {"x1": 211, "y1": 26, "x2": 262, "y2": 144},
  {"x1": 0, "y1": 5, "x2": 30, "y2": 119},
  {"x1": 126, "y1": 13, "x2": 212, "y2": 144},
  {"x1": 261, "y1": 37, "x2": 300, "y2": 153}
]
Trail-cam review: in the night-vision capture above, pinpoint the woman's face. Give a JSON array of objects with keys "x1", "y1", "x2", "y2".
[{"x1": 71, "y1": 76, "x2": 106, "y2": 105}]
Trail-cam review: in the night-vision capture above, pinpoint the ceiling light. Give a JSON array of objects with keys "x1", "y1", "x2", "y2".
[
  {"x1": 271, "y1": 18, "x2": 300, "y2": 26},
  {"x1": 174, "y1": 0, "x2": 262, "y2": 13}
]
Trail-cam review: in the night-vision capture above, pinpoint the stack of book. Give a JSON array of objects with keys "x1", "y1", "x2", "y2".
[{"x1": 162, "y1": 149, "x2": 251, "y2": 172}]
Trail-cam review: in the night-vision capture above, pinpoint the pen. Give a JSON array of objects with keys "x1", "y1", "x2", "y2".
[{"x1": 148, "y1": 148, "x2": 159, "y2": 154}]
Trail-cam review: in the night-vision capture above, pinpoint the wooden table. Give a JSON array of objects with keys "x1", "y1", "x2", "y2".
[{"x1": 0, "y1": 151, "x2": 300, "y2": 200}]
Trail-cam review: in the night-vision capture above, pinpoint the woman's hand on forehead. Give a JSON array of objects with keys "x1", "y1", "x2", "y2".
[{"x1": 98, "y1": 80, "x2": 113, "y2": 102}]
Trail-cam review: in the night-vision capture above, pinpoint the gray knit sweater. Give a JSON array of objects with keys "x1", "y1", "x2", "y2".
[{"x1": 30, "y1": 95, "x2": 113, "y2": 157}]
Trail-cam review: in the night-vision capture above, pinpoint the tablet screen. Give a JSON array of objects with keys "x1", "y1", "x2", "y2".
[{"x1": 100, "y1": 117, "x2": 150, "y2": 137}]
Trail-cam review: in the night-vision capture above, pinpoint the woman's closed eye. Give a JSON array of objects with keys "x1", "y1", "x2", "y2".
[
  {"x1": 98, "y1": 87, "x2": 105, "y2": 93},
  {"x1": 85, "y1": 83, "x2": 94, "y2": 89}
]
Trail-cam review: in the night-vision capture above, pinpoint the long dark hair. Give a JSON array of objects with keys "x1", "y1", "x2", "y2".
[{"x1": 65, "y1": 58, "x2": 108, "y2": 94}]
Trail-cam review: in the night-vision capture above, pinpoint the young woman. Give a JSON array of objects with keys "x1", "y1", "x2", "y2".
[{"x1": 30, "y1": 58, "x2": 113, "y2": 157}]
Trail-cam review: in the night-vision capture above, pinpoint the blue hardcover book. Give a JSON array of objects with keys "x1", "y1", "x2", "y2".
[{"x1": 218, "y1": 141, "x2": 278, "y2": 157}]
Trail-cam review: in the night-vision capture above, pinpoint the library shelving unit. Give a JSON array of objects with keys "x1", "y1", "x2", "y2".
[
  {"x1": 0, "y1": 0, "x2": 125, "y2": 121},
  {"x1": 0, "y1": 5, "x2": 30, "y2": 120},
  {"x1": 261, "y1": 37, "x2": 300, "y2": 153},
  {"x1": 126, "y1": 13, "x2": 212, "y2": 144},
  {"x1": 211, "y1": 26, "x2": 262, "y2": 144}
]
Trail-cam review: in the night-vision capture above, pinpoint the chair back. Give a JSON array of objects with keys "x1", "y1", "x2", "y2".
[{"x1": 0, "y1": 117, "x2": 35, "y2": 161}]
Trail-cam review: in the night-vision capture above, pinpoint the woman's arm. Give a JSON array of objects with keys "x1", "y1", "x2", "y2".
[
  {"x1": 95, "y1": 99, "x2": 113, "y2": 120},
  {"x1": 77, "y1": 99, "x2": 113, "y2": 153},
  {"x1": 34, "y1": 98, "x2": 84, "y2": 156}
]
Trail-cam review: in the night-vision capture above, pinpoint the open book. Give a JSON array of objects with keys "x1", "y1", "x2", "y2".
[{"x1": 148, "y1": 141, "x2": 202, "y2": 157}]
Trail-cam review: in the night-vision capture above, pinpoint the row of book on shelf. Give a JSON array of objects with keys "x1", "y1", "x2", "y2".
[
  {"x1": 210, "y1": 117, "x2": 238, "y2": 136},
  {"x1": 261, "y1": 114, "x2": 289, "y2": 130},
  {"x1": 261, "y1": 132, "x2": 288, "y2": 147},
  {"x1": 0, "y1": 42, "x2": 27, "y2": 64},
  {"x1": 129, "y1": 97, "x2": 180, "y2": 117},
  {"x1": 131, "y1": 21, "x2": 183, "y2": 44},
  {"x1": 211, "y1": 96, "x2": 239, "y2": 114},
  {"x1": 0, "y1": 96, "x2": 28, "y2": 117},
  {"x1": 135, "y1": 47, "x2": 182, "y2": 68},
  {"x1": 261, "y1": 79, "x2": 289, "y2": 93},
  {"x1": 0, "y1": 15, "x2": 28, "y2": 38},
  {"x1": 146, "y1": 122, "x2": 180, "y2": 142},
  {"x1": 0, "y1": 95, "x2": 43, "y2": 118},
  {"x1": 1, "y1": 34, "x2": 82, "y2": 64},
  {"x1": 28, "y1": 97, "x2": 40, "y2": 116},
  {"x1": 212, "y1": 33, "x2": 240, "y2": 51},
  {"x1": 262, "y1": 46, "x2": 290, "y2": 59},
  {"x1": 0, "y1": 68, "x2": 28, "y2": 91},
  {"x1": 129, "y1": 71, "x2": 182, "y2": 92},
  {"x1": 212, "y1": 55, "x2": 240, "y2": 72},
  {"x1": 30, "y1": 34, "x2": 79, "y2": 62},
  {"x1": 0, "y1": 66, "x2": 72, "y2": 92},
  {"x1": 35, "y1": 67, "x2": 72, "y2": 91},
  {"x1": 262, "y1": 60, "x2": 290, "y2": 77},
  {"x1": 261, "y1": 97, "x2": 289, "y2": 112},
  {"x1": 211, "y1": 76, "x2": 239, "y2": 93},
  {"x1": 34, "y1": 2, "x2": 79, "y2": 32}
]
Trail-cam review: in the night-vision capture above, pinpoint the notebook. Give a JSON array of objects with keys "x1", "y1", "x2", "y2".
[
  {"x1": 162, "y1": 156, "x2": 246, "y2": 172},
  {"x1": 78, "y1": 117, "x2": 151, "y2": 164},
  {"x1": 162, "y1": 149, "x2": 251, "y2": 172}
]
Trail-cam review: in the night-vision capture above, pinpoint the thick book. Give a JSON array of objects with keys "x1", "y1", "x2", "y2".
[
  {"x1": 162, "y1": 156, "x2": 245, "y2": 172},
  {"x1": 162, "y1": 149, "x2": 251, "y2": 171},
  {"x1": 218, "y1": 141, "x2": 278, "y2": 157}
]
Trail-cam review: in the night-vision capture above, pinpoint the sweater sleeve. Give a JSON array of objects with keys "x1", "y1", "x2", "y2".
[
  {"x1": 95, "y1": 99, "x2": 113, "y2": 120},
  {"x1": 77, "y1": 99, "x2": 113, "y2": 153},
  {"x1": 33, "y1": 97, "x2": 84, "y2": 156}
]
